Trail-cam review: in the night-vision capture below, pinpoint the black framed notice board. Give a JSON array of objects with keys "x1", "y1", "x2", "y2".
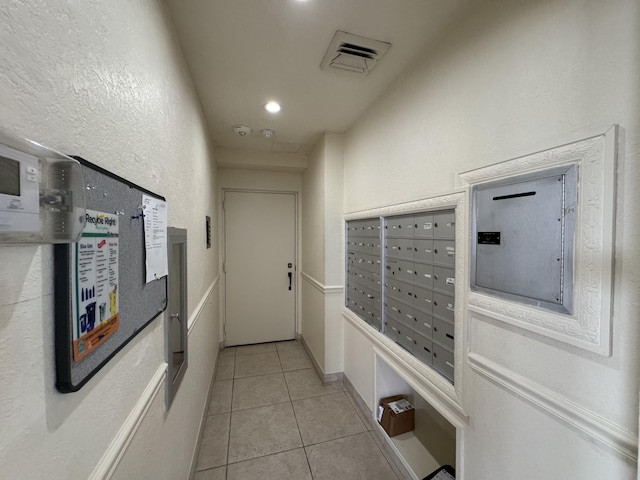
[{"x1": 54, "y1": 157, "x2": 167, "y2": 393}]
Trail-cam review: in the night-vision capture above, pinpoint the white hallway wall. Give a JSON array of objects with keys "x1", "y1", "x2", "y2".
[
  {"x1": 341, "y1": 0, "x2": 639, "y2": 479},
  {"x1": 0, "y1": 1, "x2": 219, "y2": 479},
  {"x1": 301, "y1": 132, "x2": 344, "y2": 375}
]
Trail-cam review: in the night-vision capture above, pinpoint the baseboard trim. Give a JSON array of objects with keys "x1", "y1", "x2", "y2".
[
  {"x1": 299, "y1": 334, "x2": 343, "y2": 385},
  {"x1": 88, "y1": 363, "x2": 167, "y2": 480},
  {"x1": 468, "y1": 352, "x2": 638, "y2": 461},
  {"x1": 188, "y1": 346, "x2": 219, "y2": 480},
  {"x1": 300, "y1": 271, "x2": 343, "y2": 295}
]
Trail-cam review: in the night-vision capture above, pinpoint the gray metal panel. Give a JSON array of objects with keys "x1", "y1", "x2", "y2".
[
  {"x1": 413, "y1": 213, "x2": 434, "y2": 238},
  {"x1": 412, "y1": 285, "x2": 433, "y2": 313},
  {"x1": 414, "y1": 238, "x2": 434, "y2": 263},
  {"x1": 413, "y1": 309, "x2": 433, "y2": 338},
  {"x1": 414, "y1": 331, "x2": 433, "y2": 364},
  {"x1": 414, "y1": 263, "x2": 433, "y2": 288},
  {"x1": 433, "y1": 317, "x2": 454, "y2": 350},
  {"x1": 433, "y1": 239, "x2": 455, "y2": 267},
  {"x1": 472, "y1": 166, "x2": 576, "y2": 311},
  {"x1": 397, "y1": 238, "x2": 414, "y2": 261},
  {"x1": 433, "y1": 211, "x2": 455, "y2": 239},
  {"x1": 432, "y1": 292, "x2": 455, "y2": 322},
  {"x1": 432, "y1": 343, "x2": 454, "y2": 382}
]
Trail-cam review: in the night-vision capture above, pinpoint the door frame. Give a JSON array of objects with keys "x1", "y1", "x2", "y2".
[{"x1": 221, "y1": 188, "x2": 299, "y2": 345}]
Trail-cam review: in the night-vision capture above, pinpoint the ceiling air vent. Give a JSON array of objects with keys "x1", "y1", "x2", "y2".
[{"x1": 320, "y1": 30, "x2": 391, "y2": 76}]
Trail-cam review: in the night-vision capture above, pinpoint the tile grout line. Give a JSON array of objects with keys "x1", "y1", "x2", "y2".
[{"x1": 225, "y1": 354, "x2": 235, "y2": 474}]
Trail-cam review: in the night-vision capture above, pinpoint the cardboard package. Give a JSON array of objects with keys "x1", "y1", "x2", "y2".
[{"x1": 377, "y1": 395, "x2": 415, "y2": 437}]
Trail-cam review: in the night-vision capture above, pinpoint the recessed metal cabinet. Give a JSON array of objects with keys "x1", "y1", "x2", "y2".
[
  {"x1": 166, "y1": 227, "x2": 188, "y2": 411},
  {"x1": 472, "y1": 166, "x2": 576, "y2": 314}
]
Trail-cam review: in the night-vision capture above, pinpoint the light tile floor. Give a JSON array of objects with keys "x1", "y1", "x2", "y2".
[{"x1": 194, "y1": 340, "x2": 401, "y2": 480}]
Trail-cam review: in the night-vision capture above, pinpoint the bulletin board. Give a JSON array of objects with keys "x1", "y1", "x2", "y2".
[{"x1": 54, "y1": 157, "x2": 167, "y2": 393}]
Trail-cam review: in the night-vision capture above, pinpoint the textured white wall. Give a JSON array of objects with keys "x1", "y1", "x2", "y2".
[
  {"x1": 301, "y1": 140, "x2": 326, "y2": 365},
  {"x1": 341, "y1": 0, "x2": 639, "y2": 478},
  {"x1": 0, "y1": 1, "x2": 218, "y2": 479},
  {"x1": 302, "y1": 140, "x2": 326, "y2": 281},
  {"x1": 301, "y1": 133, "x2": 344, "y2": 374}
]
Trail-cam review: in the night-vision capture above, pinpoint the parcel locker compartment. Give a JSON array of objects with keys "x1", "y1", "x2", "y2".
[
  {"x1": 413, "y1": 309, "x2": 433, "y2": 338},
  {"x1": 397, "y1": 260, "x2": 415, "y2": 283},
  {"x1": 412, "y1": 285, "x2": 433, "y2": 313},
  {"x1": 433, "y1": 317, "x2": 455, "y2": 351},
  {"x1": 413, "y1": 238, "x2": 434, "y2": 263},
  {"x1": 432, "y1": 343, "x2": 454, "y2": 383},
  {"x1": 433, "y1": 211, "x2": 456, "y2": 239},
  {"x1": 432, "y1": 291, "x2": 455, "y2": 322},
  {"x1": 385, "y1": 237, "x2": 400, "y2": 258},
  {"x1": 413, "y1": 263, "x2": 434, "y2": 289},
  {"x1": 472, "y1": 168, "x2": 577, "y2": 312},
  {"x1": 414, "y1": 330, "x2": 433, "y2": 364},
  {"x1": 397, "y1": 238, "x2": 414, "y2": 261},
  {"x1": 413, "y1": 213, "x2": 434, "y2": 238},
  {"x1": 433, "y1": 265, "x2": 455, "y2": 294},
  {"x1": 433, "y1": 239, "x2": 456, "y2": 267},
  {"x1": 397, "y1": 330, "x2": 415, "y2": 353}
]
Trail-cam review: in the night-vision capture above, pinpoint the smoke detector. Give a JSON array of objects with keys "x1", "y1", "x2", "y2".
[
  {"x1": 320, "y1": 30, "x2": 391, "y2": 76},
  {"x1": 232, "y1": 124, "x2": 252, "y2": 136},
  {"x1": 262, "y1": 129, "x2": 274, "y2": 139}
]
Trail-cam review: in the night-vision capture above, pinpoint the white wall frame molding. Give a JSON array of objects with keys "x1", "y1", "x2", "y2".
[
  {"x1": 344, "y1": 191, "x2": 468, "y2": 403},
  {"x1": 468, "y1": 351, "x2": 637, "y2": 461},
  {"x1": 459, "y1": 126, "x2": 618, "y2": 356}
]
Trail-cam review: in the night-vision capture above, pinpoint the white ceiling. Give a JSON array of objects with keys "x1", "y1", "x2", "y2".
[{"x1": 166, "y1": 0, "x2": 470, "y2": 154}]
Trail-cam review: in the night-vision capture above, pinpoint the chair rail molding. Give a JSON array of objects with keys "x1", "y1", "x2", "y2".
[
  {"x1": 301, "y1": 270, "x2": 343, "y2": 295},
  {"x1": 468, "y1": 351, "x2": 637, "y2": 461}
]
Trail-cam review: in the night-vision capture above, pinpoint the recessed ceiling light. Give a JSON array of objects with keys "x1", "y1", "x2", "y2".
[{"x1": 265, "y1": 101, "x2": 281, "y2": 113}]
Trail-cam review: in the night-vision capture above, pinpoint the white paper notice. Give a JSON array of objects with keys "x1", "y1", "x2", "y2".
[{"x1": 142, "y1": 194, "x2": 168, "y2": 283}]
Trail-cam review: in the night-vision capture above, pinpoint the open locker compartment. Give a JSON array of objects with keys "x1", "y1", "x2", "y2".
[{"x1": 375, "y1": 353, "x2": 458, "y2": 479}]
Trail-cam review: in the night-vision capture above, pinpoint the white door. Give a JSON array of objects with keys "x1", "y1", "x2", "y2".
[{"x1": 224, "y1": 190, "x2": 296, "y2": 346}]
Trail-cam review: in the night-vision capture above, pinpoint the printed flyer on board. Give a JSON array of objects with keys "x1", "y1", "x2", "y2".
[{"x1": 71, "y1": 209, "x2": 119, "y2": 361}]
